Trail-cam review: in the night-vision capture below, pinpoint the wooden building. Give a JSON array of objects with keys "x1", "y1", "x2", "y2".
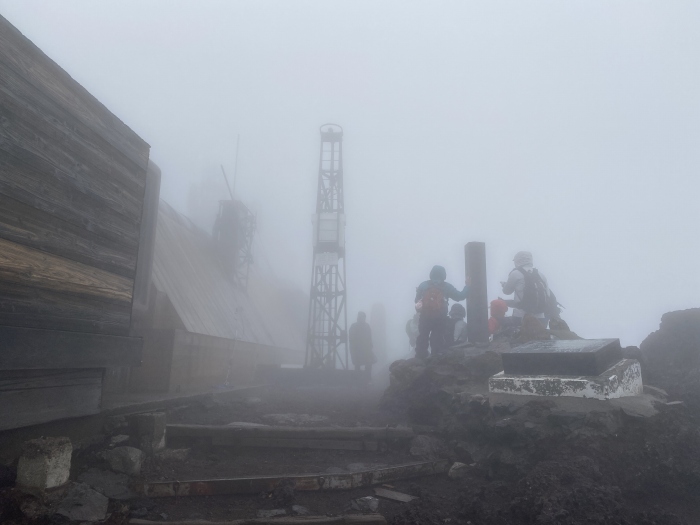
[
  {"x1": 0, "y1": 16, "x2": 152, "y2": 430},
  {"x1": 123, "y1": 201, "x2": 306, "y2": 394}
]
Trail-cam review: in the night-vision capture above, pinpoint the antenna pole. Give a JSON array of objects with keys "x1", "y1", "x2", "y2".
[
  {"x1": 232, "y1": 134, "x2": 240, "y2": 195},
  {"x1": 220, "y1": 165, "x2": 234, "y2": 200}
]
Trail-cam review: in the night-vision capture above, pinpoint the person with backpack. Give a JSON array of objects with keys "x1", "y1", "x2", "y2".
[
  {"x1": 414, "y1": 265, "x2": 468, "y2": 359},
  {"x1": 500, "y1": 251, "x2": 560, "y2": 327},
  {"x1": 446, "y1": 303, "x2": 468, "y2": 347}
]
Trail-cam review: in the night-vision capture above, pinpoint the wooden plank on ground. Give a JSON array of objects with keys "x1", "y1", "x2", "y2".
[
  {"x1": 167, "y1": 424, "x2": 414, "y2": 441},
  {"x1": 0, "y1": 325, "x2": 142, "y2": 369},
  {"x1": 130, "y1": 515, "x2": 386, "y2": 525},
  {"x1": 212, "y1": 436, "x2": 378, "y2": 451},
  {"x1": 374, "y1": 487, "x2": 417, "y2": 503},
  {"x1": 141, "y1": 460, "x2": 449, "y2": 497}
]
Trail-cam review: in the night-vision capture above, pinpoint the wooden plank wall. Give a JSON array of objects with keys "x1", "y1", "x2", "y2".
[
  {"x1": 0, "y1": 368, "x2": 102, "y2": 431},
  {"x1": 0, "y1": 16, "x2": 150, "y2": 336},
  {"x1": 167, "y1": 330, "x2": 304, "y2": 393}
]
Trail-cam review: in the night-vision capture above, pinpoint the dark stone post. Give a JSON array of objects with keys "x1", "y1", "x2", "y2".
[{"x1": 465, "y1": 242, "x2": 489, "y2": 344}]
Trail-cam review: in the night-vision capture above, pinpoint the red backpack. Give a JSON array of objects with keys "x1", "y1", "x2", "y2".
[{"x1": 421, "y1": 285, "x2": 445, "y2": 316}]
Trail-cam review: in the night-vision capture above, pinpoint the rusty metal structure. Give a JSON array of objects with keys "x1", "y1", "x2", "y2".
[
  {"x1": 214, "y1": 164, "x2": 256, "y2": 291},
  {"x1": 305, "y1": 124, "x2": 348, "y2": 369}
]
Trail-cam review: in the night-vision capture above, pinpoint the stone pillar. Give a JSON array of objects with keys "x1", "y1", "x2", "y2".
[
  {"x1": 130, "y1": 412, "x2": 166, "y2": 454},
  {"x1": 465, "y1": 242, "x2": 489, "y2": 344},
  {"x1": 16, "y1": 437, "x2": 72, "y2": 490}
]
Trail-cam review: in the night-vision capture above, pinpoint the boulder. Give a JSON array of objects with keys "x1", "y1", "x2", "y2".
[
  {"x1": 448, "y1": 462, "x2": 470, "y2": 479},
  {"x1": 103, "y1": 446, "x2": 144, "y2": 475},
  {"x1": 351, "y1": 496, "x2": 379, "y2": 512},
  {"x1": 56, "y1": 482, "x2": 109, "y2": 522}
]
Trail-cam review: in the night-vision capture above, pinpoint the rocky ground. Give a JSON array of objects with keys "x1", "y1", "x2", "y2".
[{"x1": 2, "y1": 309, "x2": 700, "y2": 524}]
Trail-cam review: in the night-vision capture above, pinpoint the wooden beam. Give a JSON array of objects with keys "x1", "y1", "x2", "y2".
[
  {"x1": 167, "y1": 424, "x2": 414, "y2": 441},
  {"x1": 130, "y1": 515, "x2": 387, "y2": 525},
  {"x1": 141, "y1": 460, "x2": 449, "y2": 497},
  {"x1": 211, "y1": 436, "x2": 378, "y2": 451},
  {"x1": 0, "y1": 325, "x2": 142, "y2": 369}
]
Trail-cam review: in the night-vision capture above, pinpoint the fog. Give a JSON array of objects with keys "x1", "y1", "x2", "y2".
[{"x1": 2, "y1": 1, "x2": 698, "y2": 356}]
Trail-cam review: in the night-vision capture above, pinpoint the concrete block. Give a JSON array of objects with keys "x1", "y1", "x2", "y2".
[
  {"x1": 489, "y1": 358, "x2": 643, "y2": 400},
  {"x1": 502, "y1": 339, "x2": 623, "y2": 376},
  {"x1": 16, "y1": 437, "x2": 72, "y2": 490},
  {"x1": 130, "y1": 412, "x2": 166, "y2": 454}
]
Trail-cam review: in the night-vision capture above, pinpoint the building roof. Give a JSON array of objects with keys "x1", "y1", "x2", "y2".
[{"x1": 152, "y1": 200, "x2": 305, "y2": 351}]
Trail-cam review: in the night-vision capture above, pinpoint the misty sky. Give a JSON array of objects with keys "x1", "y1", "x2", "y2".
[{"x1": 2, "y1": 1, "x2": 698, "y2": 355}]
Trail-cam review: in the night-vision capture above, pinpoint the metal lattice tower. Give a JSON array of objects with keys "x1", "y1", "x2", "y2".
[
  {"x1": 213, "y1": 199, "x2": 256, "y2": 291},
  {"x1": 305, "y1": 124, "x2": 348, "y2": 369}
]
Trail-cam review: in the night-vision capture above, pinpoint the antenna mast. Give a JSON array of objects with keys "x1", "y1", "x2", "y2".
[{"x1": 304, "y1": 124, "x2": 348, "y2": 369}]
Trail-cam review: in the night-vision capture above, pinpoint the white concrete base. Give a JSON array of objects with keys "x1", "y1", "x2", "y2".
[
  {"x1": 16, "y1": 437, "x2": 72, "y2": 490},
  {"x1": 488, "y1": 359, "x2": 643, "y2": 400}
]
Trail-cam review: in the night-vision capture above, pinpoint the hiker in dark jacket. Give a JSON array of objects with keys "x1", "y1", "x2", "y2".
[
  {"x1": 348, "y1": 312, "x2": 376, "y2": 374},
  {"x1": 414, "y1": 265, "x2": 468, "y2": 359}
]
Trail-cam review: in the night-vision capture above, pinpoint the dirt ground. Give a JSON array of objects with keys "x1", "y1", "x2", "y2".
[
  {"x1": 83, "y1": 385, "x2": 465, "y2": 524},
  {"x1": 3, "y1": 309, "x2": 700, "y2": 525}
]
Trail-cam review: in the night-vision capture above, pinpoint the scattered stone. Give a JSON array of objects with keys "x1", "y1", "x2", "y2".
[
  {"x1": 103, "y1": 446, "x2": 144, "y2": 475},
  {"x1": 351, "y1": 496, "x2": 379, "y2": 513},
  {"x1": 56, "y1": 482, "x2": 109, "y2": 522},
  {"x1": 110, "y1": 434, "x2": 130, "y2": 446},
  {"x1": 262, "y1": 413, "x2": 329, "y2": 425},
  {"x1": 160, "y1": 512, "x2": 169, "y2": 519},
  {"x1": 16, "y1": 436, "x2": 72, "y2": 490},
  {"x1": 78, "y1": 467, "x2": 136, "y2": 499},
  {"x1": 19, "y1": 495, "x2": 52, "y2": 520},
  {"x1": 257, "y1": 509, "x2": 287, "y2": 518},
  {"x1": 130, "y1": 412, "x2": 167, "y2": 454},
  {"x1": 157, "y1": 448, "x2": 191, "y2": 461},
  {"x1": 409, "y1": 435, "x2": 449, "y2": 459},
  {"x1": 292, "y1": 505, "x2": 311, "y2": 515},
  {"x1": 448, "y1": 462, "x2": 470, "y2": 479}
]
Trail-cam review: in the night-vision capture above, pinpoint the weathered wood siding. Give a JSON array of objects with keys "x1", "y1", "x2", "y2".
[
  {"x1": 0, "y1": 368, "x2": 102, "y2": 431},
  {"x1": 0, "y1": 15, "x2": 150, "y2": 336}
]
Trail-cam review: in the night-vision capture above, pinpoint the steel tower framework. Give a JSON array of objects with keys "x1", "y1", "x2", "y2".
[{"x1": 305, "y1": 124, "x2": 348, "y2": 369}]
